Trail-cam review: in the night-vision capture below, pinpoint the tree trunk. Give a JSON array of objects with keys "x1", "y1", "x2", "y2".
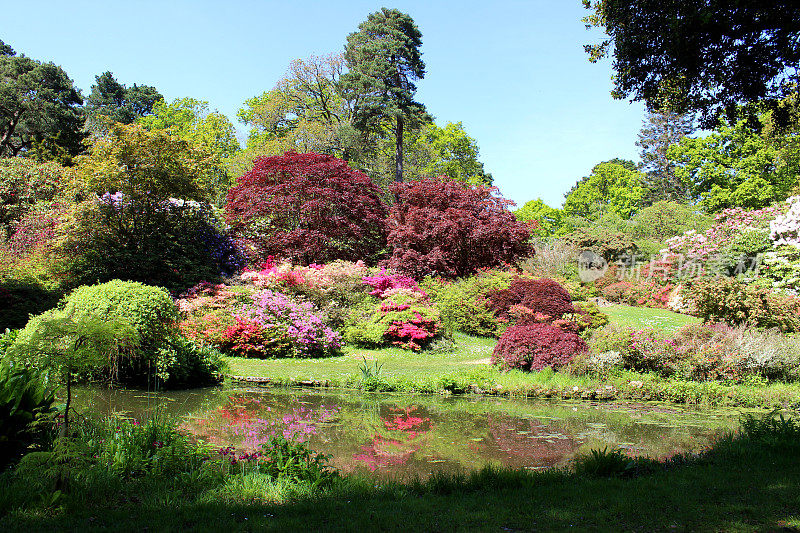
[{"x1": 395, "y1": 115, "x2": 404, "y2": 183}]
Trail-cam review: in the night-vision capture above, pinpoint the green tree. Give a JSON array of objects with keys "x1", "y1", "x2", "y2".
[
  {"x1": 343, "y1": 8, "x2": 427, "y2": 182},
  {"x1": 515, "y1": 198, "x2": 564, "y2": 237},
  {"x1": 668, "y1": 117, "x2": 797, "y2": 211},
  {"x1": 582, "y1": 1, "x2": 800, "y2": 128},
  {"x1": 563, "y1": 161, "x2": 645, "y2": 219},
  {"x1": 636, "y1": 112, "x2": 694, "y2": 203},
  {"x1": 0, "y1": 46, "x2": 85, "y2": 163},
  {"x1": 138, "y1": 98, "x2": 239, "y2": 204},
  {"x1": 85, "y1": 72, "x2": 162, "y2": 134},
  {"x1": 11, "y1": 312, "x2": 138, "y2": 436}
]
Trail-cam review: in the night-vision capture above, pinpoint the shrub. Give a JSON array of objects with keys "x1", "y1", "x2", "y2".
[
  {"x1": 0, "y1": 158, "x2": 68, "y2": 240},
  {"x1": 225, "y1": 152, "x2": 388, "y2": 265},
  {"x1": 20, "y1": 280, "x2": 225, "y2": 387},
  {"x1": 762, "y1": 245, "x2": 800, "y2": 294},
  {"x1": 686, "y1": 277, "x2": 800, "y2": 332},
  {"x1": 344, "y1": 290, "x2": 441, "y2": 351},
  {"x1": 224, "y1": 289, "x2": 342, "y2": 358},
  {"x1": 564, "y1": 226, "x2": 636, "y2": 262},
  {"x1": 422, "y1": 270, "x2": 515, "y2": 337},
  {"x1": 385, "y1": 177, "x2": 531, "y2": 278},
  {"x1": 491, "y1": 323, "x2": 587, "y2": 371},
  {"x1": 60, "y1": 197, "x2": 244, "y2": 292},
  {"x1": 572, "y1": 300, "x2": 610, "y2": 333},
  {"x1": 588, "y1": 325, "x2": 679, "y2": 376},
  {"x1": 487, "y1": 277, "x2": 575, "y2": 322}
]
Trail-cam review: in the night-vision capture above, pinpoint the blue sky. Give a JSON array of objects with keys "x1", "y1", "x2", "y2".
[{"x1": 5, "y1": 0, "x2": 647, "y2": 208}]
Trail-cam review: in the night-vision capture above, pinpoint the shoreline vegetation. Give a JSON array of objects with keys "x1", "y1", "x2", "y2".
[
  {"x1": 223, "y1": 327, "x2": 800, "y2": 410},
  {"x1": 2, "y1": 412, "x2": 798, "y2": 531}
]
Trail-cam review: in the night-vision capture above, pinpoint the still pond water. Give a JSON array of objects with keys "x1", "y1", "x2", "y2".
[{"x1": 74, "y1": 385, "x2": 745, "y2": 478}]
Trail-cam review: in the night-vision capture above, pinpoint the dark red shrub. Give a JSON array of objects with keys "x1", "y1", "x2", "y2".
[
  {"x1": 491, "y1": 323, "x2": 587, "y2": 371},
  {"x1": 488, "y1": 277, "x2": 575, "y2": 321},
  {"x1": 225, "y1": 152, "x2": 388, "y2": 265},
  {"x1": 386, "y1": 177, "x2": 531, "y2": 278}
]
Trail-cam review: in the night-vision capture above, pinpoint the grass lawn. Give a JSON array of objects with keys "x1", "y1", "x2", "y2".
[
  {"x1": 603, "y1": 304, "x2": 701, "y2": 331},
  {"x1": 223, "y1": 305, "x2": 800, "y2": 409}
]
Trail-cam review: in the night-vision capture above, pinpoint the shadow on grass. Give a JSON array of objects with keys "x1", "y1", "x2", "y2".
[{"x1": 5, "y1": 446, "x2": 800, "y2": 532}]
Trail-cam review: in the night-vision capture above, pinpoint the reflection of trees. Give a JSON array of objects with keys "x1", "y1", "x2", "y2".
[
  {"x1": 352, "y1": 405, "x2": 433, "y2": 471},
  {"x1": 183, "y1": 393, "x2": 339, "y2": 452}
]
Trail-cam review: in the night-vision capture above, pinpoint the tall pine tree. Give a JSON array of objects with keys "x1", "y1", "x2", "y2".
[
  {"x1": 636, "y1": 111, "x2": 694, "y2": 203},
  {"x1": 343, "y1": 8, "x2": 427, "y2": 182}
]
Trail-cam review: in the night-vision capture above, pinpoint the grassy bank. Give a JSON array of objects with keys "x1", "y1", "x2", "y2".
[
  {"x1": 2, "y1": 415, "x2": 799, "y2": 532},
  {"x1": 224, "y1": 331, "x2": 800, "y2": 409}
]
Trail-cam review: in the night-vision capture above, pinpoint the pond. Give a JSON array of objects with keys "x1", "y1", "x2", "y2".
[{"x1": 73, "y1": 385, "x2": 746, "y2": 478}]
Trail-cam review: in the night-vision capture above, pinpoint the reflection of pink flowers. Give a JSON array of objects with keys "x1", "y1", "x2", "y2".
[{"x1": 353, "y1": 435, "x2": 416, "y2": 471}]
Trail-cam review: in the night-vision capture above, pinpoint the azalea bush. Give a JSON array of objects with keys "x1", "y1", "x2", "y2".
[
  {"x1": 385, "y1": 177, "x2": 531, "y2": 278},
  {"x1": 225, "y1": 152, "x2": 388, "y2": 265},
  {"x1": 223, "y1": 289, "x2": 342, "y2": 358},
  {"x1": 686, "y1": 276, "x2": 800, "y2": 332},
  {"x1": 491, "y1": 322, "x2": 587, "y2": 372},
  {"x1": 581, "y1": 323, "x2": 800, "y2": 383},
  {"x1": 344, "y1": 270, "x2": 443, "y2": 351}
]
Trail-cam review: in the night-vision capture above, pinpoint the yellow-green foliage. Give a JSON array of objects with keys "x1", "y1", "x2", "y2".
[{"x1": 422, "y1": 270, "x2": 514, "y2": 337}]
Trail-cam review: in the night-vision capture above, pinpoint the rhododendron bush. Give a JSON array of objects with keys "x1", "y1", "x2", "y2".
[
  {"x1": 386, "y1": 177, "x2": 531, "y2": 278},
  {"x1": 225, "y1": 152, "x2": 388, "y2": 265},
  {"x1": 344, "y1": 270, "x2": 443, "y2": 350}
]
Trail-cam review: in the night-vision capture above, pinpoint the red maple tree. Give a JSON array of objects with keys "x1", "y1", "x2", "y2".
[
  {"x1": 386, "y1": 177, "x2": 531, "y2": 278},
  {"x1": 225, "y1": 152, "x2": 388, "y2": 264}
]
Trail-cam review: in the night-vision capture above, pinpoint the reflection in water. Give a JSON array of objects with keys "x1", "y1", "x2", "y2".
[{"x1": 72, "y1": 385, "x2": 744, "y2": 478}]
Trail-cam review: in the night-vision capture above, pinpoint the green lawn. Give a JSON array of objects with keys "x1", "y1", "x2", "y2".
[
  {"x1": 223, "y1": 306, "x2": 800, "y2": 408},
  {"x1": 603, "y1": 304, "x2": 701, "y2": 331}
]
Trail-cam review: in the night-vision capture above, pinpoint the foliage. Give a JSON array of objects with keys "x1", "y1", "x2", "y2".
[
  {"x1": 343, "y1": 7, "x2": 427, "y2": 182},
  {"x1": 487, "y1": 277, "x2": 575, "y2": 324},
  {"x1": 0, "y1": 360, "x2": 56, "y2": 468},
  {"x1": 519, "y1": 240, "x2": 579, "y2": 279},
  {"x1": 627, "y1": 201, "x2": 712, "y2": 245},
  {"x1": 668, "y1": 117, "x2": 797, "y2": 211},
  {"x1": 636, "y1": 112, "x2": 695, "y2": 203},
  {"x1": 85, "y1": 71, "x2": 162, "y2": 134},
  {"x1": 225, "y1": 152, "x2": 388, "y2": 265},
  {"x1": 47, "y1": 280, "x2": 223, "y2": 386},
  {"x1": 515, "y1": 198, "x2": 563, "y2": 238},
  {"x1": 138, "y1": 97, "x2": 240, "y2": 205},
  {"x1": 386, "y1": 177, "x2": 531, "y2": 278},
  {"x1": 582, "y1": 0, "x2": 800, "y2": 128},
  {"x1": 572, "y1": 300, "x2": 610, "y2": 333},
  {"x1": 564, "y1": 225, "x2": 637, "y2": 262},
  {"x1": 60, "y1": 196, "x2": 243, "y2": 291},
  {"x1": 344, "y1": 290, "x2": 441, "y2": 351},
  {"x1": 0, "y1": 46, "x2": 85, "y2": 162},
  {"x1": 491, "y1": 323, "x2": 587, "y2": 372},
  {"x1": 563, "y1": 161, "x2": 645, "y2": 220},
  {"x1": 686, "y1": 277, "x2": 800, "y2": 333},
  {"x1": 422, "y1": 270, "x2": 515, "y2": 337},
  {"x1": 224, "y1": 289, "x2": 342, "y2": 359},
  {"x1": 77, "y1": 121, "x2": 213, "y2": 203},
  {"x1": 10, "y1": 312, "x2": 138, "y2": 435},
  {"x1": 0, "y1": 158, "x2": 69, "y2": 240}
]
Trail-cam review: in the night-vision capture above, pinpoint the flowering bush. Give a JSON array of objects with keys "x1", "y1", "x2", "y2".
[
  {"x1": 762, "y1": 245, "x2": 800, "y2": 294},
  {"x1": 225, "y1": 152, "x2": 388, "y2": 265},
  {"x1": 224, "y1": 289, "x2": 342, "y2": 358},
  {"x1": 362, "y1": 269, "x2": 421, "y2": 298},
  {"x1": 385, "y1": 177, "x2": 531, "y2": 278},
  {"x1": 0, "y1": 158, "x2": 68, "y2": 240},
  {"x1": 491, "y1": 323, "x2": 587, "y2": 372},
  {"x1": 344, "y1": 290, "x2": 441, "y2": 351},
  {"x1": 686, "y1": 277, "x2": 800, "y2": 332},
  {"x1": 770, "y1": 196, "x2": 800, "y2": 247}
]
